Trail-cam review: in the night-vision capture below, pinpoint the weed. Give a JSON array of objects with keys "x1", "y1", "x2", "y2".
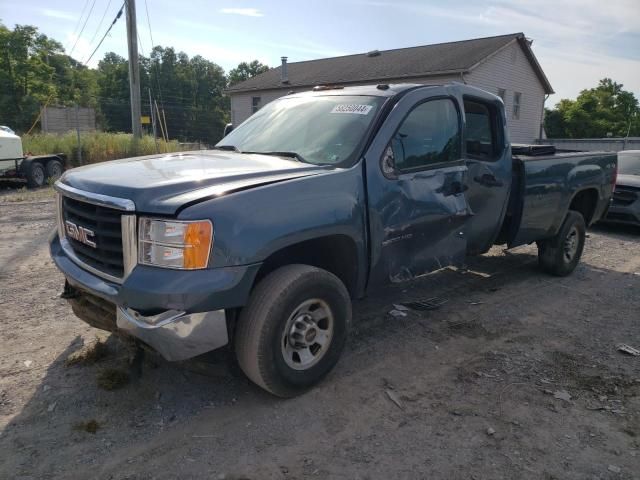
[
  {"x1": 73, "y1": 419, "x2": 101, "y2": 434},
  {"x1": 65, "y1": 339, "x2": 110, "y2": 366},
  {"x1": 96, "y1": 368, "x2": 130, "y2": 391}
]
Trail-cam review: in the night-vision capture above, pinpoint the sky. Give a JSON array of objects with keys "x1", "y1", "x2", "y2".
[{"x1": 1, "y1": 0, "x2": 639, "y2": 105}]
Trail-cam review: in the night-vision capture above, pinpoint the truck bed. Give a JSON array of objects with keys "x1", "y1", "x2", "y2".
[{"x1": 497, "y1": 148, "x2": 616, "y2": 248}]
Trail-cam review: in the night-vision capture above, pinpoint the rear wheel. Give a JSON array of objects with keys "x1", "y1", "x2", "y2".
[
  {"x1": 235, "y1": 264, "x2": 351, "y2": 397},
  {"x1": 537, "y1": 211, "x2": 586, "y2": 276},
  {"x1": 45, "y1": 158, "x2": 64, "y2": 181},
  {"x1": 26, "y1": 161, "x2": 45, "y2": 188}
]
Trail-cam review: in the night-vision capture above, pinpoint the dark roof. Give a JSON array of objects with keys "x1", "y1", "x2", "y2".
[{"x1": 227, "y1": 33, "x2": 553, "y2": 94}]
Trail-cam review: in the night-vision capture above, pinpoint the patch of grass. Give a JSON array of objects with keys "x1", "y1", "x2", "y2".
[
  {"x1": 65, "y1": 339, "x2": 110, "y2": 367},
  {"x1": 96, "y1": 368, "x2": 130, "y2": 391},
  {"x1": 73, "y1": 419, "x2": 101, "y2": 434},
  {"x1": 0, "y1": 186, "x2": 56, "y2": 203},
  {"x1": 22, "y1": 132, "x2": 186, "y2": 167}
]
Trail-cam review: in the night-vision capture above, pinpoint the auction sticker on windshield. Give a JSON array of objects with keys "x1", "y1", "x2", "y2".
[{"x1": 331, "y1": 104, "x2": 373, "y2": 115}]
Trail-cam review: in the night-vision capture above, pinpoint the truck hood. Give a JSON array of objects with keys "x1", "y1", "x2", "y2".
[
  {"x1": 616, "y1": 174, "x2": 640, "y2": 189},
  {"x1": 59, "y1": 150, "x2": 332, "y2": 214}
]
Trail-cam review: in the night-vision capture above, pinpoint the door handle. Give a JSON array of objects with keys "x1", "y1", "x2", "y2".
[
  {"x1": 474, "y1": 174, "x2": 503, "y2": 187},
  {"x1": 437, "y1": 180, "x2": 468, "y2": 196}
]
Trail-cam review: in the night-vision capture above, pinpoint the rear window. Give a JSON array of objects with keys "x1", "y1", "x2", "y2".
[{"x1": 464, "y1": 99, "x2": 502, "y2": 161}]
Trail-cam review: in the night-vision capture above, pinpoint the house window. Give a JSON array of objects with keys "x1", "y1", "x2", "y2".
[
  {"x1": 497, "y1": 88, "x2": 506, "y2": 101},
  {"x1": 252, "y1": 96, "x2": 261, "y2": 114},
  {"x1": 512, "y1": 92, "x2": 522, "y2": 120}
]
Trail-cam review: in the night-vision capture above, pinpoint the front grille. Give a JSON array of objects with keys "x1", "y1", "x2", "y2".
[
  {"x1": 62, "y1": 196, "x2": 125, "y2": 278},
  {"x1": 612, "y1": 186, "x2": 639, "y2": 206}
]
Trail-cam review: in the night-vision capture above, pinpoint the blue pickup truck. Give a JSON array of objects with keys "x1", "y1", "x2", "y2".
[{"x1": 50, "y1": 84, "x2": 616, "y2": 397}]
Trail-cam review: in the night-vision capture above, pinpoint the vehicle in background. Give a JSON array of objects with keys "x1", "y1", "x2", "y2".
[
  {"x1": 0, "y1": 130, "x2": 66, "y2": 187},
  {"x1": 49, "y1": 84, "x2": 617, "y2": 397},
  {"x1": 0, "y1": 126, "x2": 15, "y2": 135},
  {"x1": 604, "y1": 150, "x2": 640, "y2": 226}
]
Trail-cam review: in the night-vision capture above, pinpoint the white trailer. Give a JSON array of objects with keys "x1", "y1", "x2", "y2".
[{"x1": 0, "y1": 130, "x2": 66, "y2": 188}]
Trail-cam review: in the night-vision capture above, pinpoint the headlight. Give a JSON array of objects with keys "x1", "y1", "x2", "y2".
[{"x1": 139, "y1": 218, "x2": 213, "y2": 269}]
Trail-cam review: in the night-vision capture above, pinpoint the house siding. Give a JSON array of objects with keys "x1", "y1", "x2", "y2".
[
  {"x1": 229, "y1": 41, "x2": 546, "y2": 143},
  {"x1": 465, "y1": 41, "x2": 545, "y2": 143}
]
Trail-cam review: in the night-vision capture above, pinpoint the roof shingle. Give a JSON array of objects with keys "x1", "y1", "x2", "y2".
[{"x1": 227, "y1": 33, "x2": 552, "y2": 94}]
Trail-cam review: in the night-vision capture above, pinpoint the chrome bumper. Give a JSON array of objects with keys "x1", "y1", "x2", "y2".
[{"x1": 116, "y1": 307, "x2": 229, "y2": 361}]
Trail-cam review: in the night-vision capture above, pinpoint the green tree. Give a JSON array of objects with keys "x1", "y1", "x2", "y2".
[
  {"x1": 0, "y1": 22, "x2": 97, "y2": 132},
  {"x1": 544, "y1": 78, "x2": 640, "y2": 138},
  {"x1": 227, "y1": 60, "x2": 269, "y2": 86}
]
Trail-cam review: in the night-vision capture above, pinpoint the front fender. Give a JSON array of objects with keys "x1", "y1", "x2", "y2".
[{"x1": 178, "y1": 165, "x2": 368, "y2": 269}]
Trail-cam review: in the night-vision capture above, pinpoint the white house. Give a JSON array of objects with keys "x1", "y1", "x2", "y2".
[{"x1": 226, "y1": 33, "x2": 553, "y2": 144}]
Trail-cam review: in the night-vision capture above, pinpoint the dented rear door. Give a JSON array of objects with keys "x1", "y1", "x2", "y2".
[{"x1": 364, "y1": 86, "x2": 471, "y2": 287}]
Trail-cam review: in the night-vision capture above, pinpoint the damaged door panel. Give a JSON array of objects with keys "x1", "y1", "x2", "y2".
[{"x1": 365, "y1": 87, "x2": 470, "y2": 287}]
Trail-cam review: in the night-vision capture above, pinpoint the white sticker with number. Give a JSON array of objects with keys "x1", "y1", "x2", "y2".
[{"x1": 330, "y1": 104, "x2": 373, "y2": 115}]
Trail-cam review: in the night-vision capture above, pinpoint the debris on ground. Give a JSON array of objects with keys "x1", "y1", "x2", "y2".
[
  {"x1": 402, "y1": 297, "x2": 448, "y2": 311},
  {"x1": 486, "y1": 427, "x2": 496, "y2": 436},
  {"x1": 65, "y1": 338, "x2": 110, "y2": 366},
  {"x1": 392, "y1": 304, "x2": 409, "y2": 311},
  {"x1": 616, "y1": 344, "x2": 640, "y2": 356},
  {"x1": 23, "y1": 360, "x2": 32, "y2": 368},
  {"x1": 388, "y1": 309, "x2": 407, "y2": 318},
  {"x1": 47, "y1": 401, "x2": 57, "y2": 412},
  {"x1": 608, "y1": 464, "x2": 621, "y2": 473},
  {"x1": 385, "y1": 389, "x2": 404, "y2": 410},
  {"x1": 97, "y1": 368, "x2": 130, "y2": 391},
  {"x1": 553, "y1": 390, "x2": 572, "y2": 402},
  {"x1": 73, "y1": 419, "x2": 101, "y2": 434}
]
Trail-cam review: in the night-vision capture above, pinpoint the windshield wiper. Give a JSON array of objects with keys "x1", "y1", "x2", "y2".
[
  {"x1": 243, "y1": 151, "x2": 308, "y2": 163},
  {"x1": 213, "y1": 145, "x2": 240, "y2": 152}
]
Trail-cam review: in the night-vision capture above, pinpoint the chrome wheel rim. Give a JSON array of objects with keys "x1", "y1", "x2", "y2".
[
  {"x1": 50, "y1": 163, "x2": 62, "y2": 178},
  {"x1": 281, "y1": 298, "x2": 334, "y2": 370},
  {"x1": 34, "y1": 166, "x2": 44, "y2": 185},
  {"x1": 563, "y1": 226, "x2": 579, "y2": 262}
]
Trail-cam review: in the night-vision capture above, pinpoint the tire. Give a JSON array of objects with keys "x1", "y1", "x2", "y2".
[
  {"x1": 45, "y1": 158, "x2": 64, "y2": 181},
  {"x1": 235, "y1": 264, "x2": 351, "y2": 397},
  {"x1": 537, "y1": 211, "x2": 586, "y2": 276},
  {"x1": 25, "y1": 161, "x2": 45, "y2": 188}
]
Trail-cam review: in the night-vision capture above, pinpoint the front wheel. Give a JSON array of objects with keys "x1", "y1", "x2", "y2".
[
  {"x1": 235, "y1": 264, "x2": 351, "y2": 397},
  {"x1": 537, "y1": 211, "x2": 586, "y2": 276}
]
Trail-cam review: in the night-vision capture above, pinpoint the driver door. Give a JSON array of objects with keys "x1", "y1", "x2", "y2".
[{"x1": 364, "y1": 86, "x2": 471, "y2": 287}]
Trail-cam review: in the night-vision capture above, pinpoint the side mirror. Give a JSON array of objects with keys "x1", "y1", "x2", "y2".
[
  {"x1": 223, "y1": 123, "x2": 234, "y2": 137},
  {"x1": 381, "y1": 145, "x2": 396, "y2": 177}
]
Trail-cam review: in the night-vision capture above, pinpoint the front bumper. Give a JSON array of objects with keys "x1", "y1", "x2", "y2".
[
  {"x1": 116, "y1": 307, "x2": 228, "y2": 361},
  {"x1": 50, "y1": 232, "x2": 261, "y2": 360}
]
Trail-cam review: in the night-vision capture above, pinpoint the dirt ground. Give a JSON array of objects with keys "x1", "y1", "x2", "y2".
[{"x1": 1, "y1": 186, "x2": 639, "y2": 480}]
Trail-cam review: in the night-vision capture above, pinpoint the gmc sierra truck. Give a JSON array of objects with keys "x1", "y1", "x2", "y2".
[{"x1": 50, "y1": 84, "x2": 617, "y2": 397}]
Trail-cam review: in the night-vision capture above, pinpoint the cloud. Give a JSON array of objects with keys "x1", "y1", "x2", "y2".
[
  {"x1": 219, "y1": 8, "x2": 264, "y2": 17},
  {"x1": 38, "y1": 8, "x2": 76, "y2": 21}
]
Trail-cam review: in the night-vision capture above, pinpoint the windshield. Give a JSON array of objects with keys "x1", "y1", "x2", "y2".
[
  {"x1": 618, "y1": 153, "x2": 640, "y2": 175},
  {"x1": 216, "y1": 95, "x2": 385, "y2": 166}
]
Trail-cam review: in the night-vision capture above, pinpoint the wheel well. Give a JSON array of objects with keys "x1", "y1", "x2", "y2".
[
  {"x1": 569, "y1": 189, "x2": 599, "y2": 225},
  {"x1": 253, "y1": 235, "x2": 359, "y2": 298}
]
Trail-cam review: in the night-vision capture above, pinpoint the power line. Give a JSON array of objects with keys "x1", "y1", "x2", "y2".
[
  {"x1": 69, "y1": 0, "x2": 98, "y2": 56},
  {"x1": 86, "y1": 0, "x2": 114, "y2": 49},
  {"x1": 83, "y1": 3, "x2": 125, "y2": 65},
  {"x1": 67, "y1": 0, "x2": 91, "y2": 50},
  {"x1": 144, "y1": 0, "x2": 165, "y2": 108}
]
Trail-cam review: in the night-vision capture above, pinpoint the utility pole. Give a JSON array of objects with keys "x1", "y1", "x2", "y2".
[{"x1": 125, "y1": 0, "x2": 142, "y2": 139}]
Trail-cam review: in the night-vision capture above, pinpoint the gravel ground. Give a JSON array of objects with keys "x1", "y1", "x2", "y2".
[{"x1": 0, "y1": 188, "x2": 639, "y2": 480}]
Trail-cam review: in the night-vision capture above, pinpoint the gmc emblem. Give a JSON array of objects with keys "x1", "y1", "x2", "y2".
[{"x1": 65, "y1": 220, "x2": 97, "y2": 248}]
